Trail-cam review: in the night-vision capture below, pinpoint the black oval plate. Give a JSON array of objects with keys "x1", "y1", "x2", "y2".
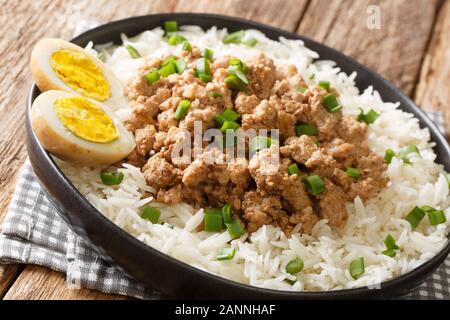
[{"x1": 26, "y1": 13, "x2": 450, "y2": 299}]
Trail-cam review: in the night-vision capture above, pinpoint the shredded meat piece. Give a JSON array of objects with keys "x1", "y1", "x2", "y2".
[{"x1": 123, "y1": 48, "x2": 388, "y2": 236}]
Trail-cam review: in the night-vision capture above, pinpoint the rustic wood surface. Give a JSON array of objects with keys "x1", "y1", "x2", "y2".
[{"x1": 0, "y1": 0, "x2": 448, "y2": 300}]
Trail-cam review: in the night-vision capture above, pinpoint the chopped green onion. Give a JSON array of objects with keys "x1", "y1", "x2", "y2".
[
  {"x1": 384, "y1": 149, "x2": 396, "y2": 164},
  {"x1": 211, "y1": 92, "x2": 223, "y2": 98},
  {"x1": 384, "y1": 234, "x2": 399, "y2": 250},
  {"x1": 97, "y1": 51, "x2": 106, "y2": 62},
  {"x1": 220, "y1": 120, "x2": 239, "y2": 133},
  {"x1": 215, "y1": 247, "x2": 236, "y2": 261},
  {"x1": 398, "y1": 145, "x2": 421, "y2": 164},
  {"x1": 223, "y1": 30, "x2": 245, "y2": 44},
  {"x1": 174, "y1": 100, "x2": 191, "y2": 120},
  {"x1": 229, "y1": 58, "x2": 247, "y2": 73},
  {"x1": 297, "y1": 86, "x2": 307, "y2": 93},
  {"x1": 420, "y1": 205, "x2": 434, "y2": 212},
  {"x1": 125, "y1": 45, "x2": 141, "y2": 59},
  {"x1": 357, "y1": 108, "x2": 379, "y2": 125},
  {"x1": 286, "y1": 257, "x2": 304, "y2": 274},
  {"x1": 350, "y1": 257, "x2": 365, "y2": 279},
  {"x1": 214, "y1": 114, "x2": 226, "y2": 126},
  {"x1": 162, "y1": 55, "x2": 176, "y2": 66},
  {"x1": 323, "y1": 93, "x2": 341, "y2": 113},
  {"x1": 405, "y1": 206, "x2": 425, "y2": 229},
  {"x1": 158, "y1": 61, "x2": 177, "y2": 77},
  {"x1": 182, "y1": 40, "x2": 192, "y2": 52},
  {"x1": 309, "y1": 74, "x2": 315, "y2": 80},
  {"x1": 164, "y1": 21, "x2": 178, "y2": 33},
  {"x1": 288, "y1": 163, "x2": 300, "y2": 175},
  {"x1": 446, "y1": 173, "x2": 450, "y2": 188},
  {"x1": 100, "y1": 172, "x2": 124, "y2": 185},
  {"x1": 198, "y1": 74, "x2": 212, "y2": 83},
  {"x1": 304, "y1": 174, "x2": 325, "y2": 196},
  {"x1": 382, "y1": 249, "x2": 396, "y2": 257},
  {"x1": 141, "y1": 206, "x2": 161, "y2": 224},
  {"x1": 204, "y1": 208, "x2": 223, "y2": 232},
  {"x1": 204, "y1": 48, "x2": 214, "y2": 60},
  {"x1": 167, "y1": 34, "x2": 185, "y2": 45},
  {"x1": 228, "y1": 65, "x2": 249, "y2": 85},
  {"x1": 145, "y1": 70, "x2": 160, "y2": 85},
  {"x1": 242, "y1": 36, "x2": 257, "y2": 47},
  {"x1": 346, "y1": 167, "x2": 361, "y2": 179},
  {"x1": 222, "y1": 203, "x2": 232, "y2": 224},
  {"x1": 250, "y1": 136, "x2": 273, "y2": 153},
  {"x1": 318, "y1": 80, "x2": 330, "y2": 92},
  {"x1": 295, "y1": 124, "x2": 318, "y2": 136},
  {"x1": 225, "y1": 220, "x2": 245, "y2": 239},
  {"x1": 428, "y1": 209, "x2": 446, "y2": 226},
  {"x1": 196, "y1": 58, "x2": 211, "y2": 77},
  {"x1": 225, "y1": 75, "x2": 247, "y2": 91},
  {"x1": 222, "y1": 108, "x2": 240, "y2": 122},
  {"x1": 175, "y1": 59, "x2": 187, "y2": 74}
]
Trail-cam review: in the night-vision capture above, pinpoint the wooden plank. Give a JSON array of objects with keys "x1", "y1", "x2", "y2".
[
  {"x1": 174, "y1": 0, "x2": 310, "y2": 31},
  {"x1": 415, "y1": 0, "x2": 450, "y2": 136},
  {"x1": 0, "y1": 265, "x2": 23, "y2": 299},
  {"x1": 0, "y1": 0, "x2": 308, "y2": 300},
  {"x1": 3, "y1": 265, "x2": 128, "y2": 300},
  {"x1": 297, "y1": 0, "x2": 440, "y2": 96}
]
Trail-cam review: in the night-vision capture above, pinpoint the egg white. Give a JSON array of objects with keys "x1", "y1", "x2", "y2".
[
  {"x1": 31, "y1": 90, "x2": 135, "y2": 166},
  {"x1": 31, "y1": 38, "x2": 128, "y2": 111}
]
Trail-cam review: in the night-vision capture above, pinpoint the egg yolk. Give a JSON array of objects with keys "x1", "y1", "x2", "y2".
[
  {"x1": 54, "y1": 97, "x2": 118, "y2": 143},
  {"x1": 50, "y1": 49, "x2": 110, "y2": 101}
]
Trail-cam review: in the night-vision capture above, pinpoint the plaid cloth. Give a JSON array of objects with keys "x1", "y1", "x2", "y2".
[{"x1": 0, "y1": 113, "x2": 448, "y2": 299}]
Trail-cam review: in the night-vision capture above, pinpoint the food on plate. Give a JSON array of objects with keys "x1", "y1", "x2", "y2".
[
  {"x1": 30, "y1": 38, "x2": 127, "y2": 110},
  {"x1": 32, "y1": 21, "x2": 450, "y2": 292},
  {"x1": 31, "y1": 90, "x2": 135, "y2": 165}
]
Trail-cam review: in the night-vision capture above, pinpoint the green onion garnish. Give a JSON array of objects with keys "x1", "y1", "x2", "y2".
[
  {"x1": 220, "y1": 120, "x2": 239, "y2": 133},
  {"x1": 222, "y1": 108, "x2": 240, "y2": 122},
  {"x1": 100, "y1": 172, "x2": 124, "y2": 185},
  {"x1": 158, "y1": 61, "x2": 177, "y2": 77},
  {"x1": 225, "y1": 75, "x2": 247, "y2": 91},
  {"x1": 318, "y1": 80, "x2": 330, "y2": 92},
  {"x1": 204, "y1": 48, "x2": 214, "y2": 60},
  {"x1": 223, "y1": 30, "x2": 245, "y2": 44},
  {"x1": 145, "y1": 70, "x2": 160, "y2": 85},
  {"x1": 204, "y1": 208, "x2": 223, "y2": 232},
  {"x1": 382, "y1": 234, "x2": 399, "y2": 257},
  {"x1": 304, "y1": 174, "x2": 325, "y2": 196},
  {"x1": 164, "y1": 21, "x2": 178, "y2": 33},
  {"x1": 323, "y1": 93, "x2": 341, "y2": 113},
  {"x1": 405, "y1": 206, "x2": 425, "y2": 229},
  {"x1": 286, "y1": 257, "x2": 304, "y2": 274},
  {"x1": 216, "y1": 247, "x2": 236, "y2": 261},
  {"x1": 357, "y1": 108, "x2": 379, "y2": 125},
  {"x1": 297, "y1": 86, "x2": 307, "y2": 93},
  {"x1": 222, "y1": 203, "x2": 232, "y2": 224},
  {"x1": 214, "y1": 114, "x2": 226, "y2": 126},
  {"x1": 196, "y1": 58, "x2": 211, "y2": 75},
  {"x1": 125, "y1": 45, "x2": 141, "y2": 59},
  {"x1": 175, "y1": 59, "x2": 187, "y2": 74},
  {"x1": 346, "y1": 167, "x2": 361, "y2": 179},
  {"x1": 288, "y1": 163, "x2": 300, "y2": 175},
  {"x1": 228, "y1": 65, "x2": 249, "y2": 85},
  {"x1": 309, "y1": 74, "x2": 315, "y2": 80},
  {"x1": 384, "y1": 149, "x2": 396, "y2": 164},
  {"x1": 250, "y1": 136, "x2": 273, "y2": 153},
  {"x1": 141, "y1": 205, "x2": 161, "y2": 224},
  {"x1": 198, "y1": 74, "x2": 212, "y2": 83},
  {"x1": 446, "y1": 174, "x2": 450, "y2": 188},
  {"x1": 295, "y1": 124, "x2": 318, "y2": 136},
  {"x1": 427, "y1": 209, "x2": 446, "y2": 226},
  {"x1": 174, "y1": 100, "x2": 191, "y2": 120},
  {"x1": 211, "y1": 92, "x2": 223, "y2": 98},
  {"x1": 229, "y1": 58, "x2": 247, "y2": 73},
  {"x1": 242, "y1": 36, "x2": 257, "y2": 47},
  {"x1": 182, "y1": 40, "x2": 192, "y2": 52},
  {"x1": 350, "y1": 257, "x2": 365, "y2": 279},
  {"x1": 167, "y1": 34, "x2": 185, "y2": 45},
  {"x1": 398, "y1": 145, "x2": 421, "y2": 164},
  {"x1": 225, "y1": 220, "x2": 245, "y2": 239},
  {"x1": 97, "y1": 51, "x2": 106, "y2": 62}
]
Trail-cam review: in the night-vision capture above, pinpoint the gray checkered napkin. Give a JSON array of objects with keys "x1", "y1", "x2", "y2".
[{"x1": 0, "y1": 112, "x2": 448, "y2": 300}]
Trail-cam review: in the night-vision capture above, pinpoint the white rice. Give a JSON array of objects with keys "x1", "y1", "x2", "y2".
[{"x1": 60, "y1": 26, "x2": 450, "y2": 291}]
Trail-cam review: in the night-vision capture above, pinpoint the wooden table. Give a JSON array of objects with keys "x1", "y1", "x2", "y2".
[{"x1": 0, "y1": 0, "x2": 449, "y2": 300}]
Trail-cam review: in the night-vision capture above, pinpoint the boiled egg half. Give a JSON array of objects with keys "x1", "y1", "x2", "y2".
[
  {"x1": 31, "y1": 90, "x2": 135, "y2": 166},
  {"x1": 31, "y1": 38, "x2": 127, "y2": 111}
]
